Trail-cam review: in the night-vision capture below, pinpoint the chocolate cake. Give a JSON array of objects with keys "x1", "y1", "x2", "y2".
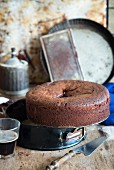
[{"x1": 26, "y1": 80, "x2": 110, "y2": 127}]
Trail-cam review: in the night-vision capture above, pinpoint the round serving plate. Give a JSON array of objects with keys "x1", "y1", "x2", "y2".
[
  {"x1": 41, "y1": 18, "x2": 114, "y2": 84},
  {"x1": 6, "y1": 99, "x2": 86, "y2": 151}
]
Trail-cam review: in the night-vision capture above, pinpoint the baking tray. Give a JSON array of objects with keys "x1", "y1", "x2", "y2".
[
  {"x1": 6, "y1": 99, "x2": 86, "y2": 151},
  {"x1": 40, "y1": 29, "x2": 84, "y2": 82},
  {"x1": 40, "y1": 18, "x2": 114, "y2": 84}
]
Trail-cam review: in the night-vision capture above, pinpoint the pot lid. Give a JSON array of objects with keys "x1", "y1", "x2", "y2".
[
  {"x1": 0, "y1": 48, "x2": 28, "y2": 67},
  {"x1": 5, "y1": 48, "x2": 23, "y2": 66},
  {"x1": 6, "y1": 57, "x2": 22, "y2": 66}
]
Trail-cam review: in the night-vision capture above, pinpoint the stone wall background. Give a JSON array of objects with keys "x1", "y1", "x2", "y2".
[{"x1": 0, "y1": 0, "x2": 110, "y2": 83}]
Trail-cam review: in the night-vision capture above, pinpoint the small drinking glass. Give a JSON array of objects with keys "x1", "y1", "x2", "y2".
[{"x1": 0, "y1": 118, "x2": 20, "y2": 159}]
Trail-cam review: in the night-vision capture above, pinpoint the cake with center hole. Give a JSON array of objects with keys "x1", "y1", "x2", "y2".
[{"x1": 26, "y1": 80, "x2": 110, "y2": 127}]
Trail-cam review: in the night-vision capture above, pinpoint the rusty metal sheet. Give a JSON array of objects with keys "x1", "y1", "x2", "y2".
[{"x1": 40, "y1": 29, "x2": 83, "y2": 81}]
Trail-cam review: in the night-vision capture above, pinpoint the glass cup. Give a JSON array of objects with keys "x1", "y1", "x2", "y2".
[{"x1": 0, "y1": 118, "x2": 20, "y2": 159}]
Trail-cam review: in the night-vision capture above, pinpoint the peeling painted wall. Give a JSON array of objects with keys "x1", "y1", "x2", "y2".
[{"x1": 0, "y1": 0, "x2": 106, "y2": 83}]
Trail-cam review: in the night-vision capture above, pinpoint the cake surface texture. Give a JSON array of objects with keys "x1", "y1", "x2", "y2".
[{"x1": 26, "y1": 80, "x2": 110, "y2": 127}]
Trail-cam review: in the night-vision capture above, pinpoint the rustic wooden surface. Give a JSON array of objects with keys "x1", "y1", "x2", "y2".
[{"x1": 0, "y1": 125, "x2": 114, "y2": 170}]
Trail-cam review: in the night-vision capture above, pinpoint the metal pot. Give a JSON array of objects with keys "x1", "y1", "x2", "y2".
[{"x1": 0, "y1": 50, "x2": 29, "y2": 95}]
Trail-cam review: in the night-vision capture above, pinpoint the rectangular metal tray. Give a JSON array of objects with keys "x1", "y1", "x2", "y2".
[{"x1": 40, "y1": 29, "x2": 83, "y2": 81}]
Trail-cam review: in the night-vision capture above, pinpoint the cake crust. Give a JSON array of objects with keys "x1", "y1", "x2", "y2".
[{"x1": 26, "y1": 80, "x2": 110, "y2": 127}]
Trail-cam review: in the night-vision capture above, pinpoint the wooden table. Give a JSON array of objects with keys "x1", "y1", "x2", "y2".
[{"x1": 0, "y1": 125, "x2": 114, "y2": 170}]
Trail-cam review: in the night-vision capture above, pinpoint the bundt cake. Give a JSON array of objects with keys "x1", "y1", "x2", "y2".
[{"x1": 26, "y1": 80, "x2": 110, "y2": 127}]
